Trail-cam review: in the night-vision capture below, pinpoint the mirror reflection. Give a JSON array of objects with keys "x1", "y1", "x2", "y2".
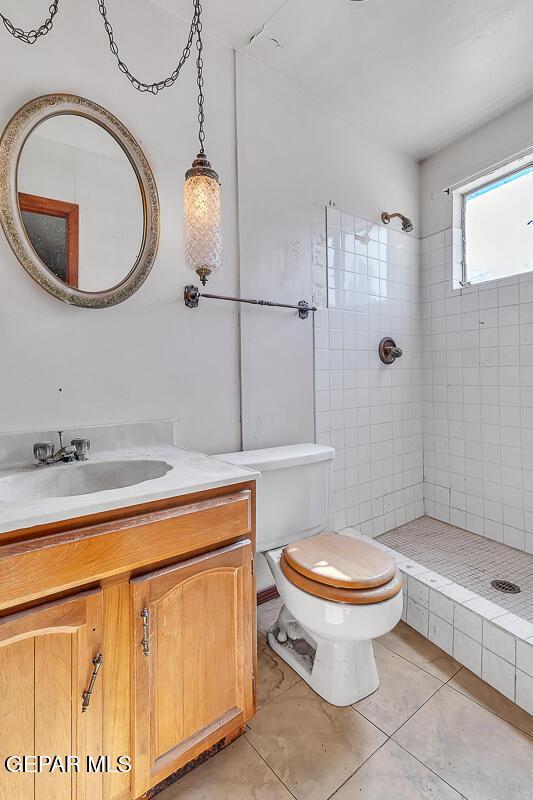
[{"x1": 17, "y1": 114, "x2": 144, "y2": 292}]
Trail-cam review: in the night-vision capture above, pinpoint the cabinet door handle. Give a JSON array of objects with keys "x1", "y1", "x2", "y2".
[
  {"x1": 141, "y1": 608, "x2": 150, "y2": 656},
  {"x1": 81, "y1": 653, "x2": 104, "y2": 713}
]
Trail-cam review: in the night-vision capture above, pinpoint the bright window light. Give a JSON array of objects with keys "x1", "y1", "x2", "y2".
[{"x1": 463, "y1": 165, "x2": 533, "y2": 285}]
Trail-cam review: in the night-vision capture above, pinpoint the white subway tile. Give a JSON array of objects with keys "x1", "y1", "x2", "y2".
[
  {"x1": 483, "y1": 620, "x2": 516, "y2": 664},
  {"x1": 463, "y1": 597, "x2": 507, "y2": 621},
  {"x1": 429, "y1": 613, "x2": 454, "y2": 655},
  {"x1": 408, "y1": 576, "x2": 430, "y2": 607},
  {"x1": 516, "y1": 639, "x2": 533, "y2": 678},
  {"x1": 494, "y1": 614, "x2": 533, "y2": 641},
  {"x1": 406, "y1": 598, "x2": 429, "y2": 637},
  {"x1": 454, "y1": 630, "x2": 482, "y2": 676},
  {"x1": 454, "y1": 605, "x2": 482, "y2": 643},
  {"x1": 481, "y1": 648, "x2": 516, "y2": 701},
  {"x1": 516, "y1": 669, "x2": 533, "y2": 714},
  {"x1": 429, "y1": 589, "x2": 454, "y2": 624}
]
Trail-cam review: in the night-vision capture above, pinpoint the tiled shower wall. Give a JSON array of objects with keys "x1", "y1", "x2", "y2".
[
  {"x1": 422, "y1": 229, "x2": 533, "y2": 554},
  {"x1": 313, "y1": 205, "x2": 424, "y2": 534}
]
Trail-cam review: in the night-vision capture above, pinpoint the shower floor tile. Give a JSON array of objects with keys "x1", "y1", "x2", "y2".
[{"x1": 378, "y1": 517, "x2": 533, "y2": 624}]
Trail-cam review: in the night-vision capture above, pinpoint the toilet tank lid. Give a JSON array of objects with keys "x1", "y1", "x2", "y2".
[{"x1": 216, "y1": 444, "x2": 335, "y2": 473}]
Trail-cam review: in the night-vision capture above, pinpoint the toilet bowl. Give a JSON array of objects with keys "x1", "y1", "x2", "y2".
[
  {"x1": 217, "y1": 444, "x2": 403, "y2": 707},
  {"x1": 266, "y1": 537, "x2": 402, "y2": 705}
]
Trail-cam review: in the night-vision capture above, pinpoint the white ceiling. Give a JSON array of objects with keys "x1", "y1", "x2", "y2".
[
  {"x1": 4, "y1": 0, "x2": 533, "y2": 160},
  {"x1": 150, "y1": 0, "x2": 533, "y2": 159},
  {"x1": 153, "y1": 0, "x2": 287, "y2": 50}
]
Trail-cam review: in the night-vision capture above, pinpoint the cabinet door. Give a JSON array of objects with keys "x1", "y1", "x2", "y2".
[
  {"x1": 0, "y1": 589, "x2": 104, "y2": 800},
  {"x1": 131, "y1": 540, "x2": 255, "y2": 796}
]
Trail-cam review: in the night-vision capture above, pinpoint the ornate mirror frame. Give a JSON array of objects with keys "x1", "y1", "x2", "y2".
[{"x1": 0, "y1": 94, "x2": 159, "y2": 308}]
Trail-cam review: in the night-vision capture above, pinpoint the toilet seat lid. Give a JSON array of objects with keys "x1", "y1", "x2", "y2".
[
  {"x1": 280, "y1": 553, "x2": 402, "y2": 605},
  {"x1": 283, "y1": 533, "x2": 396, "y2": 590}
]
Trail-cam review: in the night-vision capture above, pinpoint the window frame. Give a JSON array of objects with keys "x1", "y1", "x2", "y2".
[
  {"x1": 459, "y1": 160, "x2": 533, "y2": 288},
  {"x1": 18, "y1": 192, "x2": 79, "y2": 287}
]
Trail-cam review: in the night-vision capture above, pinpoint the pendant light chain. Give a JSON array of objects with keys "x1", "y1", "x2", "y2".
[
  {"x1": 0, "y1": 0, "x2": 208, "y2": 146},
  {"x1": 1, "y1": 1, "x2": 60, "y2": 45},
  {"x1": 195, "y1": 3, "x2": 206, "y2": 153},
  {"x1": 97, "y1": 0, "x2": 202, "y2": 96}
]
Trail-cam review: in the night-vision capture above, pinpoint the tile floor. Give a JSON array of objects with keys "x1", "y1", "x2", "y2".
[
  {"x1": 379, "y1": 516, "x2": 533, "y2": 621},
  {"x1": 159, "y1": 598, "x2": 533, "y2": 800}
]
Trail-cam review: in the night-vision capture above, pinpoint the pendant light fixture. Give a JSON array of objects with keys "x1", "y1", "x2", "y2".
[
  {"x1": 1, "y1": 0, "x2": 222, "y2": 286},
  {"x1": 184, "y1": 11, "x2": 222, "y2": 286}
]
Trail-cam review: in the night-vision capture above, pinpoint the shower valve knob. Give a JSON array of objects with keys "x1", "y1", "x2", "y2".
[{"x1": 379, "y1": 337, "x2": 403, "y2": 364}]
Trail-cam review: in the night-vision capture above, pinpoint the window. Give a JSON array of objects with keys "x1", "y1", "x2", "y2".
[
  {"x1": 18, "y1": 192, "x2": 79, "y2": 286},
  {"x1": 462, "y1": 164, "x2": 533, "y2": 286}
]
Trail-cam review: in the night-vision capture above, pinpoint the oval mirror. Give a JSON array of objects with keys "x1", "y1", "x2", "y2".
[{"x1": 0, "y1": 94, "x2": 159, "y2": 307}]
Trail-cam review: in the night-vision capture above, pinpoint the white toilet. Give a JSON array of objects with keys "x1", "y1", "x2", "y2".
[{"x1": 218, "y1": 443, "x2": 403, "y2": 707}]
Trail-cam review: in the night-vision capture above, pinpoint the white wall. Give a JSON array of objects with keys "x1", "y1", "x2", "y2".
[
  {"x1": 421, "y1": 95, "x2": 533, "y2": 237},
  {"x1": 236, "y1": 55, "x2": 419, "y2": 449},
  {"x1": 235, "y1": 58, "x2": 419, "y2": 587},
  {"x1": 0, "y1": 3, "x2": 419, "y2": 473},
  {"x1": 0, "y1": 0, "x2": 241, "y2": 455}
]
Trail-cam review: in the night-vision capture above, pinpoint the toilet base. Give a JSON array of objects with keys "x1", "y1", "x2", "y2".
[{"x1": 267, "y1": 604, "x2": 380, "y2": 707}]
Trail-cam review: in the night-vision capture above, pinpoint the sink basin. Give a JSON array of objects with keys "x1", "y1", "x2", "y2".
[{"x1": 0, "y1": 459, "x2": 173, "y2": 501}]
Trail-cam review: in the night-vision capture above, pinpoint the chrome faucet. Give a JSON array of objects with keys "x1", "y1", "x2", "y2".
[{"x1": 33, "y1": 431, "x2": 91, "y2": 466}]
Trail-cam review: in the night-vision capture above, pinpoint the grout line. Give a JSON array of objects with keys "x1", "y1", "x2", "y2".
[
  {"x1": 253, "y1": 646, "x2": 450, "y2": 799},
  {"x1": 375, "y1": 630, "x2": 461, "y2": 683},
  {"x1": 391, "y1": 681, "x2": 450, "y2": 740},
  {"x1": 350, "y1": 707, "x2": 390, "y2": 739},
  {"x1": 323, "y1": 738, "x2": 391, "y2": 800},
  {"x1": 256, "y1": 675, "x2": 303, "y2": 711},
  {"x1": 358, "y1": 678, "x2": 445, "y2": 740},
  {"x1": 444, "y1": 670, "x2": 533, "y2": 740},
  {"x1": 392, "y1": 739, "x2": 470, "y2": 799},
  {"x1": 380, "y1": 516, "x2": 533, "y2": 622},
  {"x1": 243, "y1": 734, "x2": 300, "y2": 800}
]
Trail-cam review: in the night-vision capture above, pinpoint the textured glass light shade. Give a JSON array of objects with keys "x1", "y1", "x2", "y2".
[{"x1": 184, "y1": 152, "x2": 221, "y2": 285}]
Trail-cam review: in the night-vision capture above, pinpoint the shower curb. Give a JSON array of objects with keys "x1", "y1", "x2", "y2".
[{"x1": 340, "y1": 527, "x2": 533, "y2": 716}]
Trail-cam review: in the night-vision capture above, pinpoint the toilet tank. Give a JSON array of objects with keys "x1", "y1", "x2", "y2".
[{"x1": 216, "y1": 444, "x2": 335, "y2": 552}]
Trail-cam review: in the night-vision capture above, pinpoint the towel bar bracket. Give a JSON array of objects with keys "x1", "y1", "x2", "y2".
[{"x1": 184, "y1": 285, "x2": 316, "y2": 320}]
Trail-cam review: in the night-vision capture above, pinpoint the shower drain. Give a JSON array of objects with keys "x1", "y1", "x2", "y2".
[{"x1": 491, "y1": 579, "x2": 521, "y2": 594}]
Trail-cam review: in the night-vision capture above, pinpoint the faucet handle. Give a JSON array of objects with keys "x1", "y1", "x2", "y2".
[
  {"x1": 379, "y1": 337, "x2": 403, "y2": 365},
  {"x1": 33, "y1": 442, "x2": 54, "y2": 464},
  {"x1": 71, "y1": 438, "x2": 90, "y2": 461}
]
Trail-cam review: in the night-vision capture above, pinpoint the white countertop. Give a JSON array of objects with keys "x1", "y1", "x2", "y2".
[{"x1": 0, "y1": 445, "x2": 259, "y2": 535}]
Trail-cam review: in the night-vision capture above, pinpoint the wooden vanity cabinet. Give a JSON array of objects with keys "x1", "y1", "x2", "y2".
[
  {"x1": 0, "y1": 589, "x2": 105, "y2": 800},
  {"x1": 0, "y1": 482, "x2": 256, "y2": 800},
  {"x1": 130, "y1": 539, "x2": 255, "y2": 796}
]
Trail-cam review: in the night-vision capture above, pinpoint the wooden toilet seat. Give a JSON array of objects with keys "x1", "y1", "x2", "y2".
[{"x1": 281, "y1": 533, "x2": 402, "y2": 605}]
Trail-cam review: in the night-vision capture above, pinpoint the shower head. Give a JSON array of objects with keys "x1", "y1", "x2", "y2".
[{"x1": 381, "y1": 211, "x2": 414, "y2": 233}]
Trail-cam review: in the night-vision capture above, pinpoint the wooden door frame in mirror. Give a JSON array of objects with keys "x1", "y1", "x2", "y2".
[{"x1": 0, "y1": 94, "x2": 160, "y2": 308}]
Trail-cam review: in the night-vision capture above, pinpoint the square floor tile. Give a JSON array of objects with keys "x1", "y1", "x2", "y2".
[
  {"x1": 378, "y1": 621, "x2": 461, "y2": 681},
  {"x1": 246, "y1": 681, "x2": 386, "y2": 800},
  {"x1": 394, "y1": 685, "x2": 533, "y2": 800},
  {"x1": 330, "y1": 739, "x2": 464, "y2": 800},
  {"x1": 158, "y1": 737, "x2": 293, "y2": 799},
  {"x1": 354, "y1": 642, "x2": 442, "y2": 735},
  {"x1": 449, "y1": 667, "x2": 533, "y2": 737}
]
